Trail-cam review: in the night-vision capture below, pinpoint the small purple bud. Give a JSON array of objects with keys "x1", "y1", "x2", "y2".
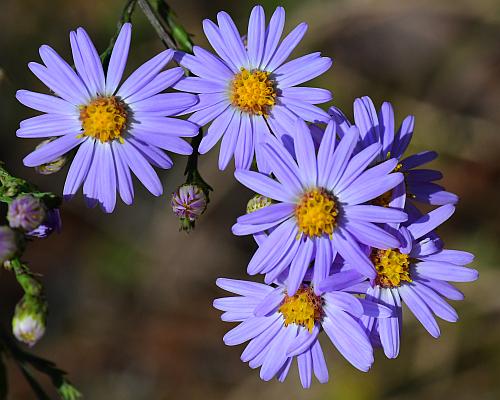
[
  {"x1": 7, "y1": 195, "x2": 46, "y2": 232},
  {"x1": 27, "y1": 208, "x2": 62, "y2": 239},
  {"x1": 171, "y1": 184, "x2": 207, "y2": 231},
  {"x1": 0, "y1": 226, "x2": 21, "y2": 265}
]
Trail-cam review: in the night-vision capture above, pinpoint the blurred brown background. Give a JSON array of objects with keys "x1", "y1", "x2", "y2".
[{"x1": 1, "y1": 0, "x2": 499, "y2": 398}]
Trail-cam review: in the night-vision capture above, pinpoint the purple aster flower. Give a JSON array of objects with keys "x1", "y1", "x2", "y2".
[
  {"x1": 330, "y1": 96, "x2": 458, "y2": 207},
  {"x1": 0, "y1": 226, "x2": 22, "y2": 265},
  {"x1": 357, "y1": 204, "x2": 478, "y2": 358},
  {"x1": 232, "y1": 119, "x2": 407, "y2": 294},
  {"x1": 27, "y1": 208, "x2": 62, "y2": 239},
  {"x1": 16, "y1": 23, "x2": 199, "y2": 213},
  {"x1": 173, "y1": 5, "x2": 332, "y2": 172},
  {"x1": 7, "y1": 195, "x2": 46, "y2": 232},
  {"x1": 214, "y1": 276, "x2": 391, "y2": 387}
]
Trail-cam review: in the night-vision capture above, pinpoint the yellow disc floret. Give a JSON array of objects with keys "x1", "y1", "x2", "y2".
[
  {"x1": 230, "y1": 68, "x2": 276, "y2": 116},
  {"x1": 295, "y1": 188, "x2": 338, "y2": 238},
  {"x1": 371, "y1": 248, "x2": 412, "y2": 288},
  {"x1": 79, "y1": 96, "x2": 128, "y2": 143},
  {"x1": 279, "y1": 286, "x2": 323, "y2": 332}
]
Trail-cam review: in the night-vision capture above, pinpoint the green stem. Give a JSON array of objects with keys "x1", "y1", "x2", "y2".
[
  {"x1": 0, "y1": 331, "x2": 81, "y2": 400},
  {"x1": 7, "y1": 259, "x2": 43, "y2": 297},
  {"x1": 101, "y1": 0, "x2": 139, "y2": 69}
]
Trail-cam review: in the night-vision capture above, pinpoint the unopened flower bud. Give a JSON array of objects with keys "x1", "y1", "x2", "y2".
[
  {"x1": 246, "y1": 194, "x2": 272, "y2": 214},
  {"x1": 12, "y1": 294, "x2": 47, "y2": 347},
  {"x1": 171, "y1": 184, "x2": 207, "y2": 231},
  {"x1": 0, "y1": 226, "x2": 22, "y2": 265},
  {"x1": 27, "y1": 208, "x2": 62, "y2": 239},
  {"x1": 34, "y1": 140, "x2": 67, "y2": 175},
  {"x1": 7, "y1": 195, "x2": 47, "y2": 232}
]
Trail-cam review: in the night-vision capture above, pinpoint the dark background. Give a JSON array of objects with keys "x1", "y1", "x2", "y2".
[{"x1": 0, "y1": 0, "x2": 499, "y2": 398}]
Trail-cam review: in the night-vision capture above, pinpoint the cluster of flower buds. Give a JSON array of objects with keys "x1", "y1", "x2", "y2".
[{"x1": 0, "y1": 163, "x2": 61, "y2": 347}]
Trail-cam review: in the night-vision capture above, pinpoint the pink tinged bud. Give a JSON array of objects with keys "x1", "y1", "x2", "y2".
[{"x1": 171, "y1": 184, "x2": 207, "y2": 222}]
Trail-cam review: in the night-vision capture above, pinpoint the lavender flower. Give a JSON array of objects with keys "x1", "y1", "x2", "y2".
[
  {"x1": 355, "y1": 205, "x2": 478, "y2": 358},
  {"x1": 16, "y1": 23, "x2": 199, "y2": 213},
  {"x1": 7, "y1": 195, "x2": 46, "y2": 232},
  {"x1": 330, "y1": 96, "x2": 458, "y2": 207},
  {"x1": 214, "y1": 277, "x2": 391, "y2": 387},
  {"x1": 174, "y1": 5, "x2": 332, "y2": 171},
  {"x1": 232, "y1": 119, "x2": 407, "y2": 294},
  {"x1": 0, "y1": 226, "x2": 20, "y2": 264},
  {"x1": 171, "y1": 184, "x2": 207, "y2": 230}
]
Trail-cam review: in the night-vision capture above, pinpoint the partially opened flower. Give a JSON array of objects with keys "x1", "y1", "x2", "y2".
[
  {"x1": 232, "y1": 119, "x2": 407, "y2": 294},
  {"x1": 359, "y1": 204, "x2": 478, "y2": 358},
  {"x1": 16, "y1": 23, "x2": 199, "y2": 212},
  {"x1": 214, "y1": 276, "x2": 390, "y2": 387},
  {"x1": 174, "y1": 5, "x2": 332, "y2": 171},
  {"x1": 330, "y1": 96, "x2": 458, "y2": 207}
]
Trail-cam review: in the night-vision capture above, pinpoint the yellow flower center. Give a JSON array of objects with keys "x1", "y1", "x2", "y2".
[
  {"x1": 229, "y1": 68, "x2": 276, "y2": 116},
  {"x1": 371, "y1": 248, "x2": 412, "y2": 288},
  {"x1": 279, "y1": 286, "x2": 323, "y2": 332},
  {"x1": 79, "y1": 96, "x2": 128, "y2": 143},
  {"x1": 295, "y1": 188, "x2": 338, "y2": 238}
]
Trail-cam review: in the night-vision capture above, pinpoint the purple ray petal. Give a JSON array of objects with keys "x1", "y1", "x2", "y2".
[
  {"x1": 332, "y1": 228, "x2": 376, "y2": 279},
  {"x1": 111, "y1": 141, "x2": 134, "y2": 205},
  {"x1": 235, "y1": 169, "x2": 297, "y2": 203},
  {"x1": 260, "y1": 6, "x2": 285, "y2": 69},
  {"x1": 105, "y1": 23, "x2": 131, "y2": 95},
  {"x1": 17, "y1": 114, "x2": 81, "y2": 138},
  {"x1": 398, "y1": 284, "x2": 440, "y2": 338},
  {"x1": 37, "y1": 47, "x2": 89, "y2": 104},
  {"x1": 63, "y1": 138, "x2": 94, "y2": 198},
  {"x1": 407, "y1": 204, "x2": 455, "y2": 240},
  {"x1": 120, "y1": 141, "x2": 162, "y2": 196},
  {"x1": 345, "y1": 220, "x2": 401, "y2": 249},
  {"x1": 298, "y1": 350, "x2": 313, "y2": 388},
  {"x1": 265, "y1": 23, "x2": 308, "y2": 72},
  {"x1": 16, "y1": 90, "x2": 77, "y2": 115},
  {"x1": 118, "y1": 49, "x2": 174, "y2": 99},
  {"x1": 287, "y1": 238, "x2": 315, "y2": 295},
  {"x1": 344, "y1": 205, "x2": 407, "y2": 223},
  {"x1": 216, "y1": 278, "x2": 273, "y2": 297},
  {"x1": 75, "y1": 27, "x2": 106, "y2": 95},
  {"x1": 23, "y1": 134, "x2": 84, "y2": 167}
]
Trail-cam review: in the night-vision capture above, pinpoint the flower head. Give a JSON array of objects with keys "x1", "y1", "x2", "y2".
[
  {"x1": 0, "y1": 226, "x2": 22, "y2": 265},
  {"x1": 7, "y1": 195, "x2": 46, "y2": 232},
  {"x1": 12, "y1": 294, "x2": 48, "y2": 347},
  {"x1": 17, "y1": 23, "x2": 199, "y2": 213},
  {"x1": 174, "y1": 5, "x2": 332, "y2": 171},
  {"x1": 171, "y1": 184, "x2": 207, "y2": 230},
  {"x1": 358, "y1": 205, "x2": 478, "y2": 358},
  {"x1": 232, "y1": 119, "x2": 407, "y2": 294},
  {"x1": 214, "y1": 276, "x2": 391, "y2": 387},
  {"x1": 330, "y1": 96, "x2": 458, "y2": 207}
]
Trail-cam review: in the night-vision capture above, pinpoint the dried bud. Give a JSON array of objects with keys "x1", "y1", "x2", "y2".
[
  {"x1": 27, "y1": 208, "x2": 62, "y2": 239},
  {"x1": 0, "y1": 226, "x2": 22, "y2": 265},
  {"x1": 7, "y1": 195, "x2": 46, "y2": 232},
  {"x1": 12, "y1": 294, "x2": 47, "y2": 347},
  {"x1": 246, "y1": 194, "x2": 272, "y2": 214},
  {"x1": 171, "y1": 184, "x2": 207, "y2": 231},
  {"x1": 34, "y1": 139, "x2": 67, "y2": 175}
]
